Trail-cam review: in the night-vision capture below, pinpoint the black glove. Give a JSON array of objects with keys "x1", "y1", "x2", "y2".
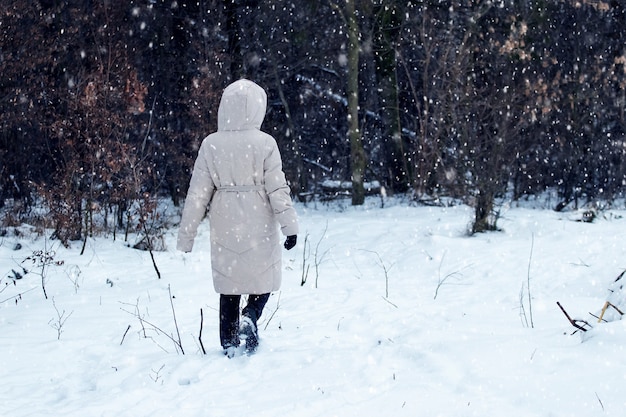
[{"x1": 284, "y1": 235, "x2": 297, "y2": 250}]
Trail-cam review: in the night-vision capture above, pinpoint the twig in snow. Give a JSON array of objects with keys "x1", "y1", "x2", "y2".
[
  {"x1": 382, "y1": 296, "x2": 398, "y2": 308},
  {"x1": 49, "y1": 297, "x2": 73, "y2": 340},
  {"x1": 519, "y1": 283, "x2": 529, "y2": 327},
  {"x1": 263, "y1": 292, "x2": 281, "y2": 331},
  {"x1": 301, "y1": 224, "x2": 331, "y2": 288},
  {"x1": 569, "y1": 258, "x2": 591, "y2": 267},
  {"x1": 526, "y1": 233, "x2": 535, "y2": 328},
  {"x1": 314, "y1": 222, "x2": 331, "y2": 288},
  {"x1": 120, "y1": 324, "x2": 131, "y2": 346},
  {"x1": 434, "y1": 251, "x2": 463, "y2": 300},
  {"x1": 23, "y1": 241, "x2": 64, "y2": 300},
  {"x1": 0, "y1": 286, "x2": 36, "y2": 305},
  {"x1": 150, "y1": 364, "x2": 165, "y2": 384},
  {"x1": 199, "y1": 308, "x2": 207, "y2": 355},
  {"x1": 519, "y1": 234, "x2": 535, "y2": 328},
  {"x1": 120, "y1": 291, "x2": 185, "y2": 354},
  {"x1": 167, "y1": 285, "x2": 184, "y2": 354},
  {"x1": 595, "y1": 392, "x2": 605, "y2": 412},
  {"x1": 301, "y1": 234, "x2": 311, "y2": 286},
  {"x1": 361, "y1": 249, "x2": 394, "y2": 298},
  {"x1": 142, "y1": 220, "x2": 161, "y2": 279}
]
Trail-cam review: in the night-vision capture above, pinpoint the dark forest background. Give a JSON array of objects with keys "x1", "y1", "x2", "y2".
[{"x1": 1, "y1": 0, "x2": 625, "y2": 243}]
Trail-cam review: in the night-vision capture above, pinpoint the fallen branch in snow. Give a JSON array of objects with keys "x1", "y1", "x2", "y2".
[
  {"x1": 556, "y1": 301, "x2": 592, "y2": 333},
  {"x1": 0, "y1": 286, "x2": 36, "y2": 305},
  {"x1": 593, "y1": 269, "x2": 626, "y2": 323},
  {"x1": 596, "y1": 301, "x2": 624, "y2": 323}
]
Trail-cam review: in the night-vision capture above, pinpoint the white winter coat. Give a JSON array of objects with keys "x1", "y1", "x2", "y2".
[{"x1": 177, "y1": 79, "x2": 299, "y2": 295}]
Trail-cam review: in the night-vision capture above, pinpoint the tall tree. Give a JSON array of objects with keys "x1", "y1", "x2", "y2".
[
  {"x1": 223, "y1": 0, "x2": 244, "y2": 80},
  {"x1": 345, "y1": 0, "x2": 366, "y2": 205},
  {"x1": 372, "y1": 1, "x2": 408, "y2": 193},
  {"x1": 464, "y1": 2, "x2": 527, "y2": 232}
]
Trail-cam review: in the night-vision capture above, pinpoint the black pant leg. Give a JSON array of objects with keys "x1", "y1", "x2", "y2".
[
  {"x1": 242, "y1": 293, "x2": 270, "y2": 326},
  {"x1": 219, "y1": 294, "x2": 241, "y2": 348}
]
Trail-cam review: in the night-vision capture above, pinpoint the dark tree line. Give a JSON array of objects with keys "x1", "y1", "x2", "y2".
[{"x1": 1, "y1": 0, "x2": 625, "y2": 241}]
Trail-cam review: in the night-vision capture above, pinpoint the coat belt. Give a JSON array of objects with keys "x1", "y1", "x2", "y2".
[{"x1": 216, "y1": 185, "x2": 264, "y2": 192}]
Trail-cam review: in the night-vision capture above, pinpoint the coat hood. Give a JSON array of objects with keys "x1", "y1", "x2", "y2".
[{"x1": 217, "y1": 79, "x2": 267, "y2": 131}]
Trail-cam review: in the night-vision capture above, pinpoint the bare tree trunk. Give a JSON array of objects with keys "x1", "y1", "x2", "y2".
[
  {"x1": 223, "y1": 0, "x2": 244, "y2": 80},
  {"x1": 273, "y1": 65, "x2": 305, "y2": 197},
  {"x1": 346, "y1": 0, "x2": 366, "y2": 205},
  {"x1": 373, "y1": 2, "x2": 408, "y2": 193}
]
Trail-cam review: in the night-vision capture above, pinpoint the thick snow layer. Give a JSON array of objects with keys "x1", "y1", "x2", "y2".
[{"x1": 1, "y1": 198, "x2": 624, "y2": 416}]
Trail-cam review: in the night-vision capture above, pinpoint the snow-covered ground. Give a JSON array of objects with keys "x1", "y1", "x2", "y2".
[{"x1": 1, "y1": 197, "x2": 624, "y2": 417}]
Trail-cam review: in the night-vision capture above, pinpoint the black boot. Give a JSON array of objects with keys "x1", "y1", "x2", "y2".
[
  {"x1": 240, "y1": 293, "x2": 270, "y2": 353},
  {"x1": 220, "y1": 295, "x2": 241, "y2": 357}
]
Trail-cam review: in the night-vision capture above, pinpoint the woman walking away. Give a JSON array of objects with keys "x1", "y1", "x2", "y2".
[{"x1": 177, "y1": 79, "x2": 299, "y2": 358}]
